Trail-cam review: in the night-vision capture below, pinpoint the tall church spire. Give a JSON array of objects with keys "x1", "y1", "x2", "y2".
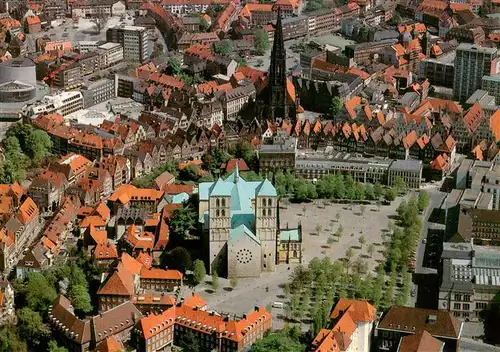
[{"x1": 256, "y1": 6, "x2": 296, "y2": 123}]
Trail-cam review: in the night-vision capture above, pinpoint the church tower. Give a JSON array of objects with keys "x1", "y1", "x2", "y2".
[
  {"x1": 208, "y1": 179, "x2": 231, "y2": 273},
  {"x1": 257, "y1": 7, "x2": 296, "y2": 123},
  {"x1": 255, "y1": 179, "x2": 278, "y2": 272},
  {"x1": 422, "y1": 30, "x2": 431, "y2": 58}
]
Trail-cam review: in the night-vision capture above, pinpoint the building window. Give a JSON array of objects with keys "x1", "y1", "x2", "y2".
[
  {"x1": 463, "y1": 303, "x2": 470, "y2": 311},
  {"x1": 454, "y1": 294, "x2": 462, "y2": 301}
]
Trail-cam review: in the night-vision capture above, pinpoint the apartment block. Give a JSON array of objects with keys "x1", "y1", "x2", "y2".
[
  {"x1": 454, "y1": 43, "x2": 498, "y2": 102},
  {"x1": 106, "y1": 25, "x2": 150, "y2": 63}
]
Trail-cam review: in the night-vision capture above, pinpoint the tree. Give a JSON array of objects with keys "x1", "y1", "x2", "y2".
[
  {"x1": 254, "y1": 27, "x2": 269, "y2": 54},
  {"x1": 200, "y1": 16, "x2": 210, "y2": 31},
  {"x1": 345, "y1": 248, "x2": 354, "y2": 269},
  {"x1": 169, "y1": 206, "x2": 197, "y2": 239},
  {"x1": 68, "y1": 284, "x2": 92, "y2": 314},
  {"x1": 365, "y1": 183, "x2": 375, "y2": 200},
  {"x1": 360, "y1": 205, "x2": 366, "y2": 216},
  {"x1": 384, "y1": 187, "x2": 398, "y2": 201},
  {"x1": 211, "y1": 271, "x2": 219, "y2": 291},
  {"x1": 213, "y1": 39, "x2": 233, "y2": 55},
  {"x1": 230, "y1": 278, "x2": 238, "y2": 288},
  {"x1": 0, "y1": 326, "x2": 27, "y2": 352},
  {"x1": 304, "y1": 0, "x2": 324, "y2": 12},
  {"x1": 327, "y1": 236, "x2": 336, "y2": 245},
  {"x1": 48, "y1": 340, "x2": 68, "y2": 352},
  {"x1": 368, "y1": 244, "x2": 375, "y2": 258},
  {"x1": 329, "y1": 96, "x2": 343, "y2": 118},
  {"x1": 315, "y1": 224, "x2": 322, "y2": 235},
  {"x1": 418, "y1": 191, "x2": 430, "y2": 212},
  {"x1": 192, "y1": 259, "x2": 206, "y2": 285},
  {"x1": 23, "y1": 272, "x2": 57, "y2": 313},
  {"x1": 358, "y1": 235, "x2": 365, "y2": 249},
  {"x1": 374, "y1": 182, "x2": 383, "y2": 199},
  {"x1": 387, "y1": 12, "x2": 402, "y2": 26},
  {"x1": 161, "y1": 247, "x2": 192, "y2": 273},
  {"x1": 17, "y1": 308, "x2": 50, "y2": 347},
  {"x1": 336, "y1": 224, "x2": 344, "y2": 239},
  {"x1": 336, "y1": 211, "x2": 341, "y2": 222},
  {"x1": 251, "y1": 326, "x2": 305, "y2": 352},
  {"x1": 206, "y1": 4, "x2": 225, "y2": 19},
  {"x1": 27, "y1": 129, "x2": 52, "y2": 163},
  {"x1": 166, "y1": 58, "x2": 181, "y2": 76},
  {"x1": 90, "y1": 7, "x2": 108, "y2": 34},
  {"x1": 394, "y1": 176, "x2": 407, "y2": 194},
  {"x1": 179, "y1": 164, "x2": 201, "y2": 181}
]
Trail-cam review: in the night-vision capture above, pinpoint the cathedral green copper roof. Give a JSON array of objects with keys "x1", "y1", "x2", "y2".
[
  {"x1": 209, "y1": 178, "x2": 232, "y2": 196},
  {"x1": 255, "y1": 179, "x2": 277, "y2": 197},
  {"x1": 228, "y1": 224, "x2": 261, "y2": 245}
]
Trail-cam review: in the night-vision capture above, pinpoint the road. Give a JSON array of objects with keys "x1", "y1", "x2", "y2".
[{"x1": 409, "y1": 184, "x2": 446, "y2": 308}]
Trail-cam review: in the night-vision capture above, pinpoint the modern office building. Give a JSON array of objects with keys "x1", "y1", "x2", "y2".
[
  {"x1": 106, "y1": 25, "x2": 150, "y2": 63},
  {"x1": 420, "y1": 52, "x2": 455, "y2": 88},
  {"x1": 80, "y1": 78, "x2": 116, "y2": 108},
  {"x1": 97, "y1": 42, "x2": 124, "y2": 68},
  {"x1": 454, "y1": 43, "x2": 498, "y2": 102},
  {"x1": 482, "y1": 74, "x2": 500, "y2": 105},
  {"x1": 27, "y1": 91, "x2": 84, "y2": 117}
]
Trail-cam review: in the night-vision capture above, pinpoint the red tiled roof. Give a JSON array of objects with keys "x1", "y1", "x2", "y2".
[
  {"x1": 17, "y1": 197, "x2": 38, "y2": 225},
  {"x1": 92, "y1": 243, "x2": 118, "y2": 260},
  {"x1": 183, "y1": 293, "x2": 207, "y2": 309},
  {"x1": 490, "y1": 109, "x2": 500, "y2": 142},
  {"x1": 399, "y1": 330, "x2": 443, "y2": 352},
  {"x1": 330, "y1": 299, "x2": 376, "y2": 323},
  {"x1": 140, "y1": 267, "x2": 183, "y2": 280},
  {"x1": 26, "y1": 16, "x2": 41, "y2": 25},
  {"x1": 221, "y1": 158, "x2": 250, "y2": 173},
  {"x1": 94, "y1": 337, "x2": 124, "y2": 352}
]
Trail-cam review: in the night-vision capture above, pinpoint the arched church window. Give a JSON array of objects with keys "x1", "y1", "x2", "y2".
[
  {"x1": 262, "y1": 209, "x2": 266, "y2": 217},
  {"x1": 262, "y1": 198, "x2": 266, "y2": 207},
  {"x1": 221, "y1": 198, "x2": 226, "y2": 207},
  {"x1": 268, "y1": 198, "x2": 272, "y2": 207},
  {"x1": 216, "y1": 199, "x2": 220, "y2": 207},
  {"x1": 221, "y1": 209, "x2": 225, "y2": 217},
  {"x1": 268, "y1": 209, "x2": 272, "y2": 216},
  {"x1": 216, "y1": 209, "x2": 220, "y2": 217}
]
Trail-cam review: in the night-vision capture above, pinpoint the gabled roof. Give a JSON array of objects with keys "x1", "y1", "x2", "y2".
[
  {"x1": 229, "y1": 224, "x2": 261, "y2": 245},
  {"x1": 330, "y1": 298, "x2": 376, "y2": 323},
  {"x1": 17, "y1": 197, "x2": 38, "y2": 225},
  {"x1": 399, "y1": 330, "x2": 443, "y2": 352},
  {"x1": 490, "y1": 109, "x2": 500, "y2": 142},
  {"x1": 378, "y1": 306, "x2": 461, "y2": 338},
  {"x1": 94, "y1": 336, "x2": 124, "y2": 352}
]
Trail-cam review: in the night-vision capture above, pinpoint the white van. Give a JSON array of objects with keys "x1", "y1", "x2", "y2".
[{"x1": 272, "y1": 302, "x2": 284, "y2": 309}]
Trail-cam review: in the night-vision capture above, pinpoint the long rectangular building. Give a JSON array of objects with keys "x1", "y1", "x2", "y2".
[{"x1": 440, "y1": 242, "x2": 500, "y2": 321}]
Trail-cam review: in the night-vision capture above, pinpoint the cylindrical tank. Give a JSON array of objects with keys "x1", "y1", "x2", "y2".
[{"x1": 0, "y1": 58, "x2": 37, "y2": 87}]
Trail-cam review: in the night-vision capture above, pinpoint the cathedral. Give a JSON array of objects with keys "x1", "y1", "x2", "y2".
[
  {"x1": 256, "y1": 7, "x2": 297, "y2": 123},
  {"x1": 199, "y1": 166, "x2": 278, "y2": 278}
]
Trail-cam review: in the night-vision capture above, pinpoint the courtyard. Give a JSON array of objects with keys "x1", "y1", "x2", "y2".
[{"x1": 188, "y1": 196, "x2": 410, "y2": 330}]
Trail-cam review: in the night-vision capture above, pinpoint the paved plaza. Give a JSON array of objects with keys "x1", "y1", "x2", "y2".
[{"x1": 189, "y1": 197, "x2": 408, "y2": 329}]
